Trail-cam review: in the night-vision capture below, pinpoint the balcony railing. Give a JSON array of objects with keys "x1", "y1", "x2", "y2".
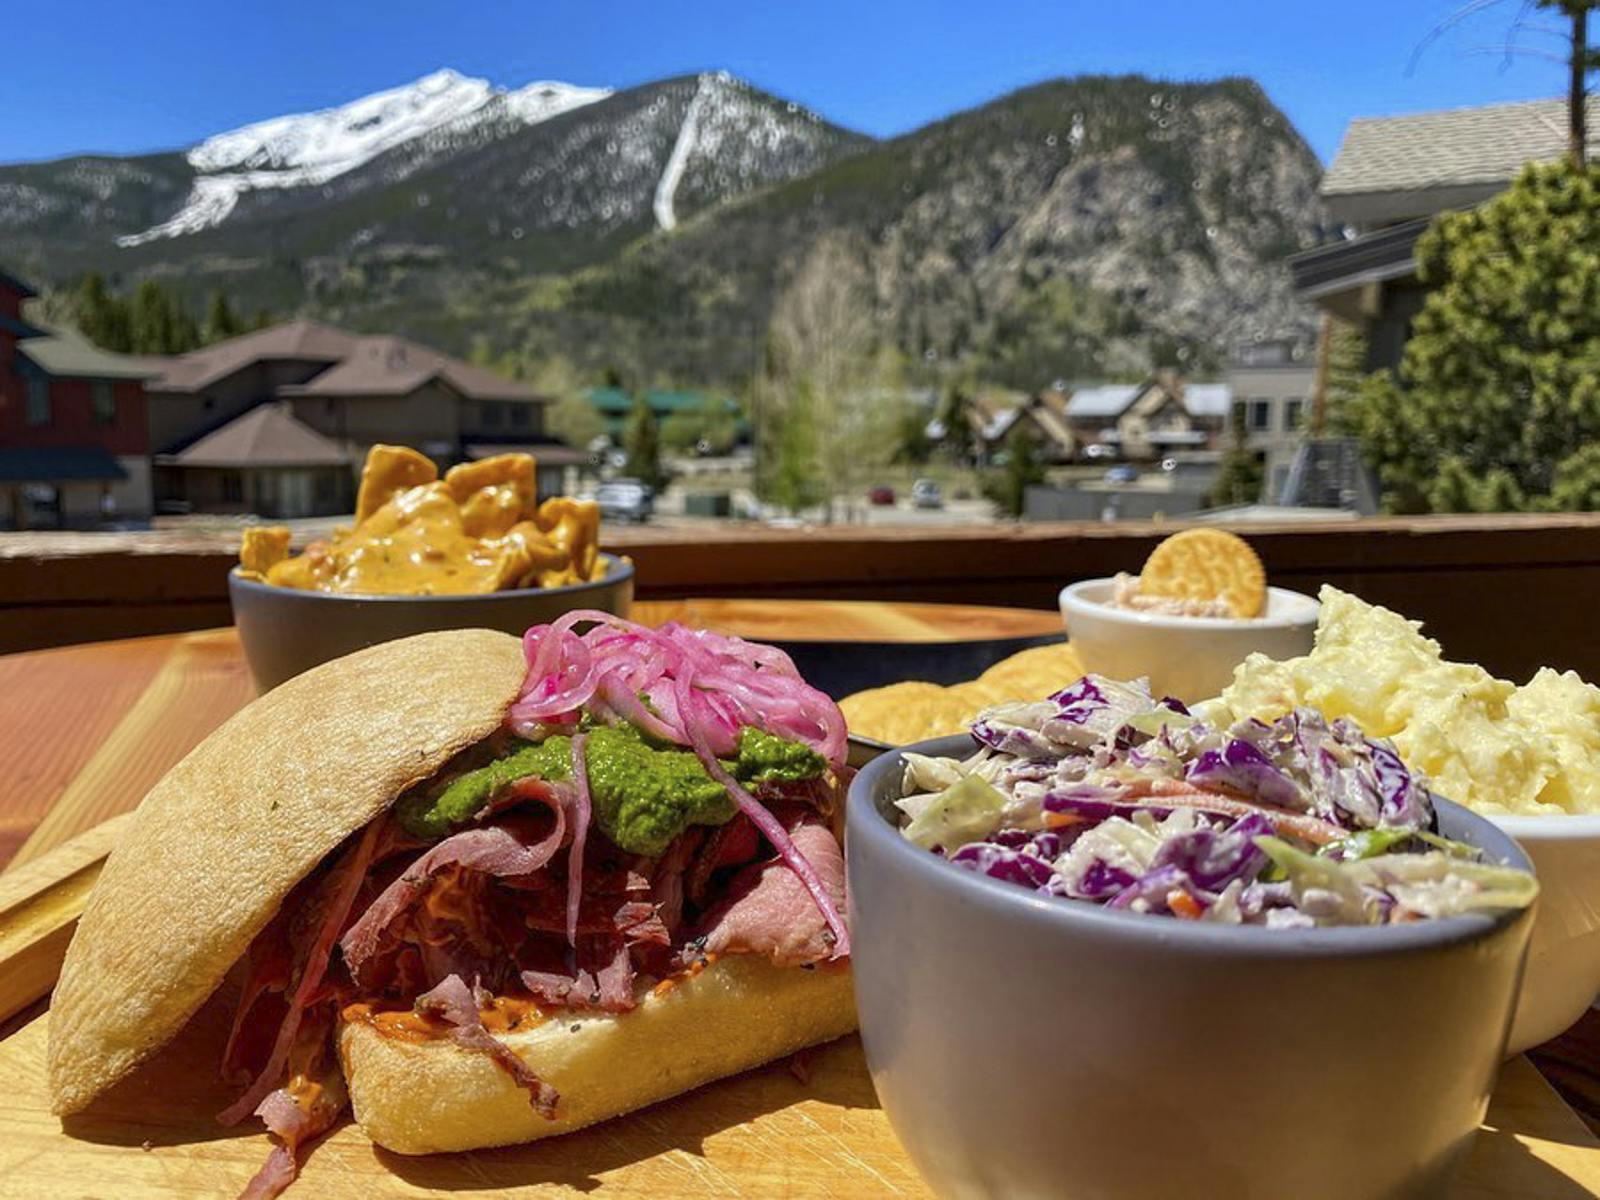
[{"x1": 5, "y1": 514, "x2": 1600, "y2": 685}]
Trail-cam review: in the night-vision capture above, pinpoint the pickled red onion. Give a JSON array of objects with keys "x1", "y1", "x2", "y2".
[
  {"x1": 508, "y1": 612, "x2": 851, "y2": 953},
  {"x1": 508, "y1": 611, "x2": 846, "y2": 767},
  {"x1": 566, "y1": 734, "x2": 591, "y2": 951}
]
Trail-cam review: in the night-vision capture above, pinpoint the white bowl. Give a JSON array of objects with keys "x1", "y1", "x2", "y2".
[
  {"x1": 1059, "y1": 579, "x2": 1320, "y2": 704},
  {"x1": 1488, "y1": 813, "x2": 1600, "y2": 1054}
]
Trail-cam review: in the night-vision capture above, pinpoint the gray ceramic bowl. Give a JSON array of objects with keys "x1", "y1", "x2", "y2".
[
  {"x1": 228, "y1": 553, "x2": 634, "y2": 692},
  {"x1": 848, "y1": 735, "x2": 1536, "y2": 1200}
]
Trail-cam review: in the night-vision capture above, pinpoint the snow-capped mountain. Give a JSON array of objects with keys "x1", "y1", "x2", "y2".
[
  {"x1": 0, "y1": 69, "x2": 869, "y2": 289},
  {"x1": 118, "y1": 70, "x2": 612, "y2": 245}
]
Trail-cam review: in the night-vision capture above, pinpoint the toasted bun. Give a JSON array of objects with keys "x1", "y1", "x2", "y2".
[
  {"x1": 48, "y1": 629, "x2": 527, "y2": 1115},
  {"x1": 339, "y1": 955, "x2": 856, "y2": 1154}
]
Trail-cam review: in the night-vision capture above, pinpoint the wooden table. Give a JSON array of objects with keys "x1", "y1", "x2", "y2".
[{"x1": 3, "y1": 604, "x2": 1599, "y2": 1199}]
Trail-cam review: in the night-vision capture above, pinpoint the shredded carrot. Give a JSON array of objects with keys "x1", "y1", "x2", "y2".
[
  {"x1": 1056, "y1": 778, "x2": 1345, "y2": 847},
  {"x1": 1168, "y1": 891, "x2": 1204, "y2": 920}
]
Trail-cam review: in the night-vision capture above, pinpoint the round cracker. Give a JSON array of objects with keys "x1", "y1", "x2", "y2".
[{"x1": 1139, "y1": 529, "x2": 1266, "y2": 618}]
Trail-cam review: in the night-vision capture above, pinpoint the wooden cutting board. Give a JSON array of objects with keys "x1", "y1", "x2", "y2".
[{"x1": 1, "y1": 824, "x2": 1599, "y2": 1198}]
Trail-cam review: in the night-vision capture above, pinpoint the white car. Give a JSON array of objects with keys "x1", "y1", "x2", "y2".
[{"x1": 595, "y1": 479, "x2": 654, "y2": 523}]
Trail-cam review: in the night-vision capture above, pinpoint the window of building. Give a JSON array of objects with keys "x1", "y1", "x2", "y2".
[
  {"x1": 1248, "y1": 398, "x2": 1273, "y2": 432},
  {"x1": 25, "y1": 377, "x2": 53, "y2": 426},
  {"x1": 510, "y1": 403, "x2": 530, "y2": 429},
  {"x1": 483, "y1": 401, "x2": 505, "y2": 429},
  {"x1": 221, "y1": 471, "x2": 244, "y2": 503},
  {"x1": 1283, "y1": 398, "x2": 1304, "y2": 431},
  {"x1": 92, "y1": 380, "x2": 117, "y2": 424}
]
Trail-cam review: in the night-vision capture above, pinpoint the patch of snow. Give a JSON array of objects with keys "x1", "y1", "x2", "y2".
[
  {"x1": 653, "y1": 74, "x2": 710, "y2": 231},
  {"x1": 187, "y1": 69, "x2": 494, "y2": 175},
  {"x1": 504, "y1": 80, "x2": 612, "y2": 124},
  {"x1": 118, "y1": 69, "x2": 610, "y2": 246}
]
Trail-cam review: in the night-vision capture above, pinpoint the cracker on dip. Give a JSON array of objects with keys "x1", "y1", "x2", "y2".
[{"x1": 1139, "y1": 528, "x2": 1265, "y2": 618}]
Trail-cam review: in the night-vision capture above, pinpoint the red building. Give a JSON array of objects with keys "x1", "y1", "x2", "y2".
[{"x1": 0, "y1": 268, "x2": 156, "y2": 528}]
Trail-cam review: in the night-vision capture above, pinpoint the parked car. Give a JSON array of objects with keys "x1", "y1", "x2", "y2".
[
  {"x1": 1103, "y1": 465, "x2": 1141, "y2": 484},
  {"x1": 868, "y1": 484, "x2": 897, "y2": 506},
  {"x1": 596, "y1": 478, "x2": 654, "y2": 524},
  {"x1": 911, "y1": 478, "x2": 944, "y2": 509},
  {"x1": 1083, "y1": 444, "x2": 1115, "y2": 461}
]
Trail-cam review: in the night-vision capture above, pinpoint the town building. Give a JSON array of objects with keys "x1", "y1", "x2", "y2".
[
  {"x1": 1064, "y1": 376, "x2": 1228, "y2": 462},
  {"x1": 970, "y1": 388, "x2": 1077, "y2": 462},
  {"x1": 1289, "y1": 97, "x2": 1596, "y2": 374},
  {"x1": 0, "y1": 269, "x2": 156, "y2": 529},
  {"x1": 585, "y1": 387, "x2": 746, "y2": 442},
  {"x1": 144, "y1": 320, "x2": 563, "y2": 516},
  {"x1": 1223, "y1": 338, "x2": 1316, "y2": 501}
]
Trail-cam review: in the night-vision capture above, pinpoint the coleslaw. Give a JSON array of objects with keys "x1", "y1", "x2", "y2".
[{"x1": 897, "y1": 675, "x2": 1537, "y2": 927}]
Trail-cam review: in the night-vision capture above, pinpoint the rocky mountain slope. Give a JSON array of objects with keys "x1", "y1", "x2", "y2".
[{"x1": 538, "y1": 75, "x2": 1330, "y2": 385}]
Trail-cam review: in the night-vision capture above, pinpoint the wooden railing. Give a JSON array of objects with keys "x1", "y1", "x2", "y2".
[{"x1": 5, "y1": 514, "x2": 1600, "y2": 684}]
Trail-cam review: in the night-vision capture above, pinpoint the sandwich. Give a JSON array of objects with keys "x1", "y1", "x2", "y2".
[{"x1": 47, "y1": 615, "x2": 855, "y2": 1198}]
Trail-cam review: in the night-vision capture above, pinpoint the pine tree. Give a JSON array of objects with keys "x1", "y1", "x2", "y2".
[
  {"x1": 622, "y1": 394, "x2": 669, "y2": 492},
  {"x1": 982, "y1": 425, "x2": 1047, "y2": 518},
  {"x1": 1343, "y1": 161, "x2": 1600, "y2": 511},
  {"x1": 128, "y1": 281, "x2": 171, "y2": 354},
  {"x1": 75, "y1": 273, "x2": 132, "y2": 352},
  {"x1": 202, "y1": 291, "x2": 242, "y2": 344},
  {"x1": 126, "y1": 281, "x2": 200, "y2": 354},
  {"x1": 1207, "y1": 401, "x2": 1265, "y2": 507}
]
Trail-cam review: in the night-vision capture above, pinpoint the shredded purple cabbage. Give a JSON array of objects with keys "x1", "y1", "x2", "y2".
[{"x1": 897, "y1": 673, "x2": 1536, "y2": 928}]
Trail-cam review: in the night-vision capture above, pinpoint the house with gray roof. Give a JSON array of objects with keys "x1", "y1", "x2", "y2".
[
  {"x1": 1064, "y1": 377, "x2": 1227, "y2": 461},
  {"x1": 1289, "y1": 97, "x2": 1593, "y2": 373},
  {"x1": 144, "y1": 319, "x2": 563, "y2": 517}
]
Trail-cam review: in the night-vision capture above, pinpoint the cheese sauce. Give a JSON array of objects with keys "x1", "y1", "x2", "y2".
[{"x1": 237, "y1": 445, "x2": 603, "y2": 595}]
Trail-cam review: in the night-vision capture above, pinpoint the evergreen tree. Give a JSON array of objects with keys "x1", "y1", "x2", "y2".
[
  {"x1": 622, "y1": 394, "x2": 670, "y2": 492},
  {"x1": 202, "y1": 291, "x2": 242, "y2": 344},
  {"x1": 75, "y1": 272, "x2": 132, "y2": 352},
  {"x1": 125, "y1": 281, "x2": 200, "y2": 354},
  {"x1": 1343, "y1": 161, "x2": 1600, "y2": 511},
  {"x1": 1207, "y1": 401, "x2": 1265, "y2": 507},
  {"x1": 982, "y1": 425, "x2": 1047, "y2": 518}
]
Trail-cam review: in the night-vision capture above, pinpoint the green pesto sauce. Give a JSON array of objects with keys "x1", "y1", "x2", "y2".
[{"x1": 397, "y1": 723, "x2": 825, "y2": 856}]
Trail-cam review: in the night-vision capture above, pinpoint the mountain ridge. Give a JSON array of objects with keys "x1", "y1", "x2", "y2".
[{"x1": 0, "y1": 69, "x2": 1327, "y2": 388}]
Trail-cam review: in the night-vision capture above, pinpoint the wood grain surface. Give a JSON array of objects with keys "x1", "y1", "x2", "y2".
[{"x1": 0, "y1": 937, "x2": 1594, "y2": 1198}]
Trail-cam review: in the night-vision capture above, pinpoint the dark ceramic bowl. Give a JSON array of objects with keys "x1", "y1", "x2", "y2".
[
  {"x1": 228, "y1": 553, "x2": 634, "y2": 692},
  {"x1": 847, "y1": 735, "x2": 1536, "y2": 1200}
]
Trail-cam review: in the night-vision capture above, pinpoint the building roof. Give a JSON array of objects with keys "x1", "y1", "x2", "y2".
[
  {"x1": 0, "y1": 267, "x2": 38, "y2": 299},
  {"x1": 1182, "y1": 383, "x2": 1233, "y2": 419},
  {"x1": 0, "y1": 446, "x2": 127, "y2": 483},
  {"x1": 158, "y1": 402, "x2": 351, "y2": 469},
  {"x1": 16, "y1": 324, "x2": 160, "y2": 380},
  {"x1": 1065, "y1": 384, "x2": 1140, "y2": 419},
  {"x1": 1323, "y1": 97, "x2": 1595, "y2": 220},
  {"x1": 146, "y1": 319, "x2": 535, "y2": 402}
]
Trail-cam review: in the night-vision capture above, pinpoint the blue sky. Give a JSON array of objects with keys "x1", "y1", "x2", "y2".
[{"x1": 3, "y1": 0, "x2": 1582, "y2": 165}]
